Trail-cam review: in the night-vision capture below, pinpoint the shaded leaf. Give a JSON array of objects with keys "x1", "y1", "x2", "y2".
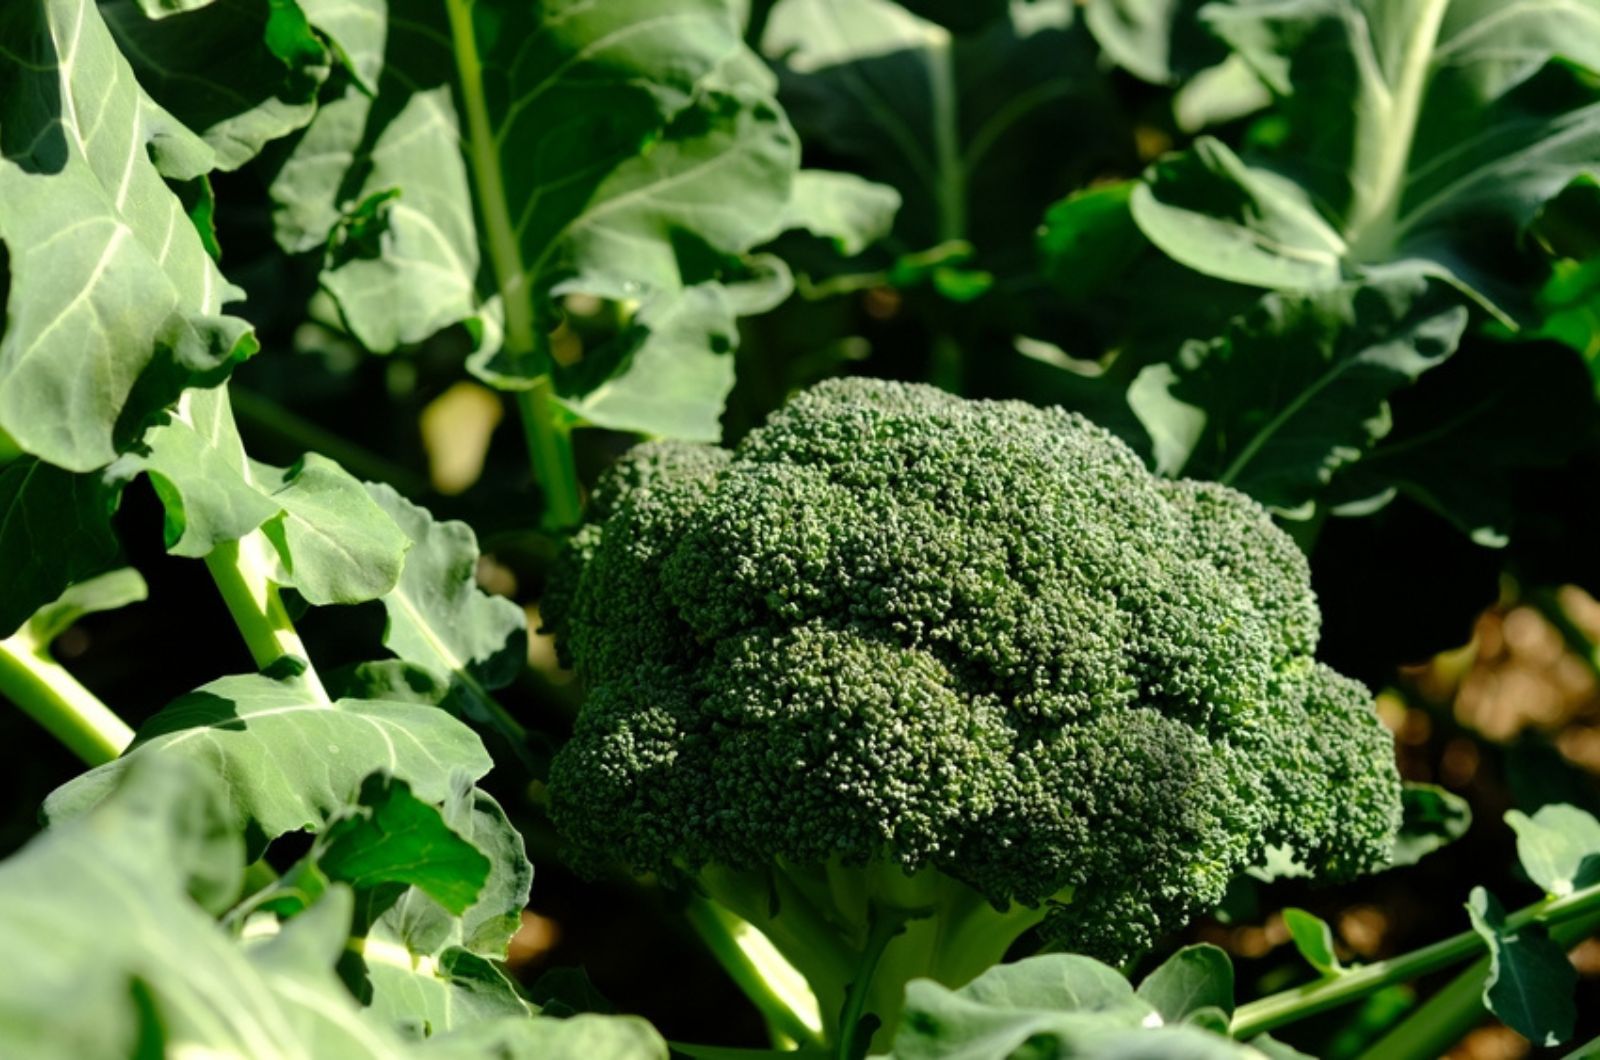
[
  {"x1": 102, "y1": 0, "x2": 329, "y2": 170},
  {"x1": 316, "y1": 774, "x2": 491, "y2": 916},
  {"x1": 0, "y1": 459, "x2": 123, "y2": 638},
  {"x1": 1128, "y1": 276, "x2": 1467, "y2": 513},
  {"x1": 1084, "y1": 0, "x2": 1228, "y2": 85},
  {"x1": 1325, "y1": 337, "x2": 1600, "y2": 546},
  {"x1": 1392, "y1": 782, "x2": 1472, "y2": 868},
  {"x1": 23, "y1": 567, "x2": 147, "y2": 646},
  {"x1": 1467, "y1": 886, "x2": 1577, "y2": 1047},
  {"x1": 765, "y1": 0, "x2": 1120, "y2": 284},
  {"x1": 1131, "y1": 0, "x2": 1600, "y2": 317}
]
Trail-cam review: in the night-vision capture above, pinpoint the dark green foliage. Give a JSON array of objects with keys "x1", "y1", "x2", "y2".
[{"x1": 545, "y1": 377, "x2": 1403, "y2": 966}]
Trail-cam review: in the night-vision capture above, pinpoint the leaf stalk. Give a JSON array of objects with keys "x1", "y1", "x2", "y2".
[
  {"x1": 0, "y1": 631, "x2": 132, "y2": 766},
  {"x1": 203, "y1": 538, "x2": 330, "y2": 703}
]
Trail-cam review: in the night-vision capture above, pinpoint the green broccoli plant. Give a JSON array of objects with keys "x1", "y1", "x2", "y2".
[{"x1": 543, "y1": 378, "x2": 1404, "y2": 1051}]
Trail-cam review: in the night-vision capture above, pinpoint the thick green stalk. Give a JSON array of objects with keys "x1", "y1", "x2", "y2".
[
  {"x1": 203, "y1": 539, "x2": 330, "y2": 703},
  {"x1": 925, "y1": 26, "x2": 966, "y2": 394},
  {"x1": 443, "y1": 0, "x2": 583, "y2": 528},
  {"x1": 0, "y1": 632, "x2": 132, "y2": 765},
  {"x1": 516, "y1": 382, "x2": 582, "y2": 529},
  {"x1": 697, "y1": 863, "x2": 1051, "y2": 1053},
  {"x1": 836, "y1": 908, "x2": 916, "y2": 1060},
  {"x1": 1232, "y1": 879, "x2": 1600, "y2": 1038},
  {"x1": 1346, "y1": 0, "x2": 1448, "y2": 257},
  {"x1": 685, "y1": 897, "x2": 825, "y2": 1048}
]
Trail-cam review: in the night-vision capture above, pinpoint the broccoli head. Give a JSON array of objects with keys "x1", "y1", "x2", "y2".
[{"x1": 545, "y1": 378, "x2": 1401, "y2": 1045}]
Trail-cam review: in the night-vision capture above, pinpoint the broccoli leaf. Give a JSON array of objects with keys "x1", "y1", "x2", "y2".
[
  {"x1": 21, "y1": 568, "x2": 148, "y2": 647},
  {"x1": 100, "y1": 0, "x2": 330, "y2": 170},
  {"x1": 314, "y1": 773, "x2": 492, "y2": 914},
  {"x1": 1466, "y1": 886, "x2": 1577, "y2": 1047},
  {"x1": 1282, "y1": 908, "x2": 1344, "y2": 977},
  {"x1": 1128, "y1": 275, "x2": 1468, "y2": 515},
  {"x1": 0, "y1": 0, "x2": 256, "y2": 472},
  {"x1": 365, "y1": 483, "x2": 527, "y2": 740},
  {"x1": 43, "y1": 672, "x2": 493, "y2": 855},
  {"x1": 0, "y1": 459, "x2": 124, "y2": 638},
  {"x1": 1083, "y1": 0, "x2": 1225, "y2": 85},
  {"x1": 270, "y1": 0, "x2": 797, "y2": 441},
  {"x1": 1392, "y1": 782, "x2": 1473, "y2": 868},
  {"x1": 890, "y1": 953, "x2": 1270, "y2": 1058},
  {"x1": 1137, "y1": 944, "x2": 1235, "y2": 1023},
  {"x1": 0, "y1": 755, "x2": 407, "y2": 1058},
  {"x1": 416, "y1": 1014, "x2": 669, "y2": 1060},
  {"x1": 345, "y1": 779, "x2": 534, "y2": 1034},
  {"x1": 125, "y1": 388, "x2": 409, "y2": 604},
  {"x1": 780, "y1": 171, "x2": 902, "y2": 256},
  {"x1": 238, "y1": 771, "x2": 533, "y2": 1036},
  {"x1": 1506, "y1": 804, "x2": 1600, "y2": 896},
  {"x1": 761, "y1": 0, "x2": 1120, "y2": 323},
  {"x1": 1130, "y1": 0, "x2": 1600, "y2": 318}
]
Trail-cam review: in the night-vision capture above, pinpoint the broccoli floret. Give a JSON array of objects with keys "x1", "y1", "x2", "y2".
[{"x1": 544, "y1": 378, "x2": 1402, "y2": 1048}]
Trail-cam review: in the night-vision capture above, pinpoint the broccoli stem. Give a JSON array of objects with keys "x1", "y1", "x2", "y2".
[
  {"x1": 685, "y1": 897, "x2": 826, "y2": 1048},
  {"x1": 204, "y1": 538, "x2": 330, "y2": 704},
  {"x1": 1231, "y1": 876, "x2": 1600, "y2": 1038},
  {"x1": 835, "y1": 905, "x2": 917, "y2": 1060},
  {"x1": 695, "y1": 861, "x2": 1055, "y2": 1053},
  {"x1": 0, "y1": 630, "x2": 132, "y2": 766}
]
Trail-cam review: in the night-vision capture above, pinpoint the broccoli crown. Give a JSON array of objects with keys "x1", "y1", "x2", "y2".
[{"x1": 545, "y1": 378, "x2": 1401, "y2": 961}]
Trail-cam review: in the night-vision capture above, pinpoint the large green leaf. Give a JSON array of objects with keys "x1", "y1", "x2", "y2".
[
  {"x1": 270, "y1": 0, "x2": 798, "y2": 441},
  {"x1": 418, "y1": 1014, "x2": 669, "y2": 1060},
  {"x1": 764, "y1": 0, "x2": 1115, "y2": 277},
  {"x1": 237, "y1": 770, "x2": 532, "y2": 1035},
  {"x1": 101, "y1": 0, "x2": 330, "y2": 170},
  {"x1": 0, "y1": 756, "x2": 406, "y2": 1058},
  {"x1": 1131, "y1": 0, "x2": 1600, "y2": 316},
  {"x1": 0, "y1": 0, "x2": 255, "y2": 472},
  {"x1": 1136, "y1": 944, "x2": 1234, "y2": 1023},
  {"x1": 365, "y1": 483, "x2": 527, "y2": 735},
  {"x1": 345, "y1": 776, "x2": 534, "y2": 1035},
  {"x1": 44, "y1": 672, "x2": 493, "y2": 853},
  {"x1": 889, "y1": 953, "x2": 1267, "y2": 1059},
  {"x1": 1032, "y1": 182, "x2": 1259, "y2": 459},
  {"x1": 1128, "y1": 276, "x2": 1467, "y2": 515},
  {"x1": 126, "y1": 387, "x2": 408, "y2": 603},
  {"x1": 1324, "y1": 337, "x2": 1600, "y2": 546},
  {"x1": 0, "y1": 458, "x2": 124, "y2": 638}
]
